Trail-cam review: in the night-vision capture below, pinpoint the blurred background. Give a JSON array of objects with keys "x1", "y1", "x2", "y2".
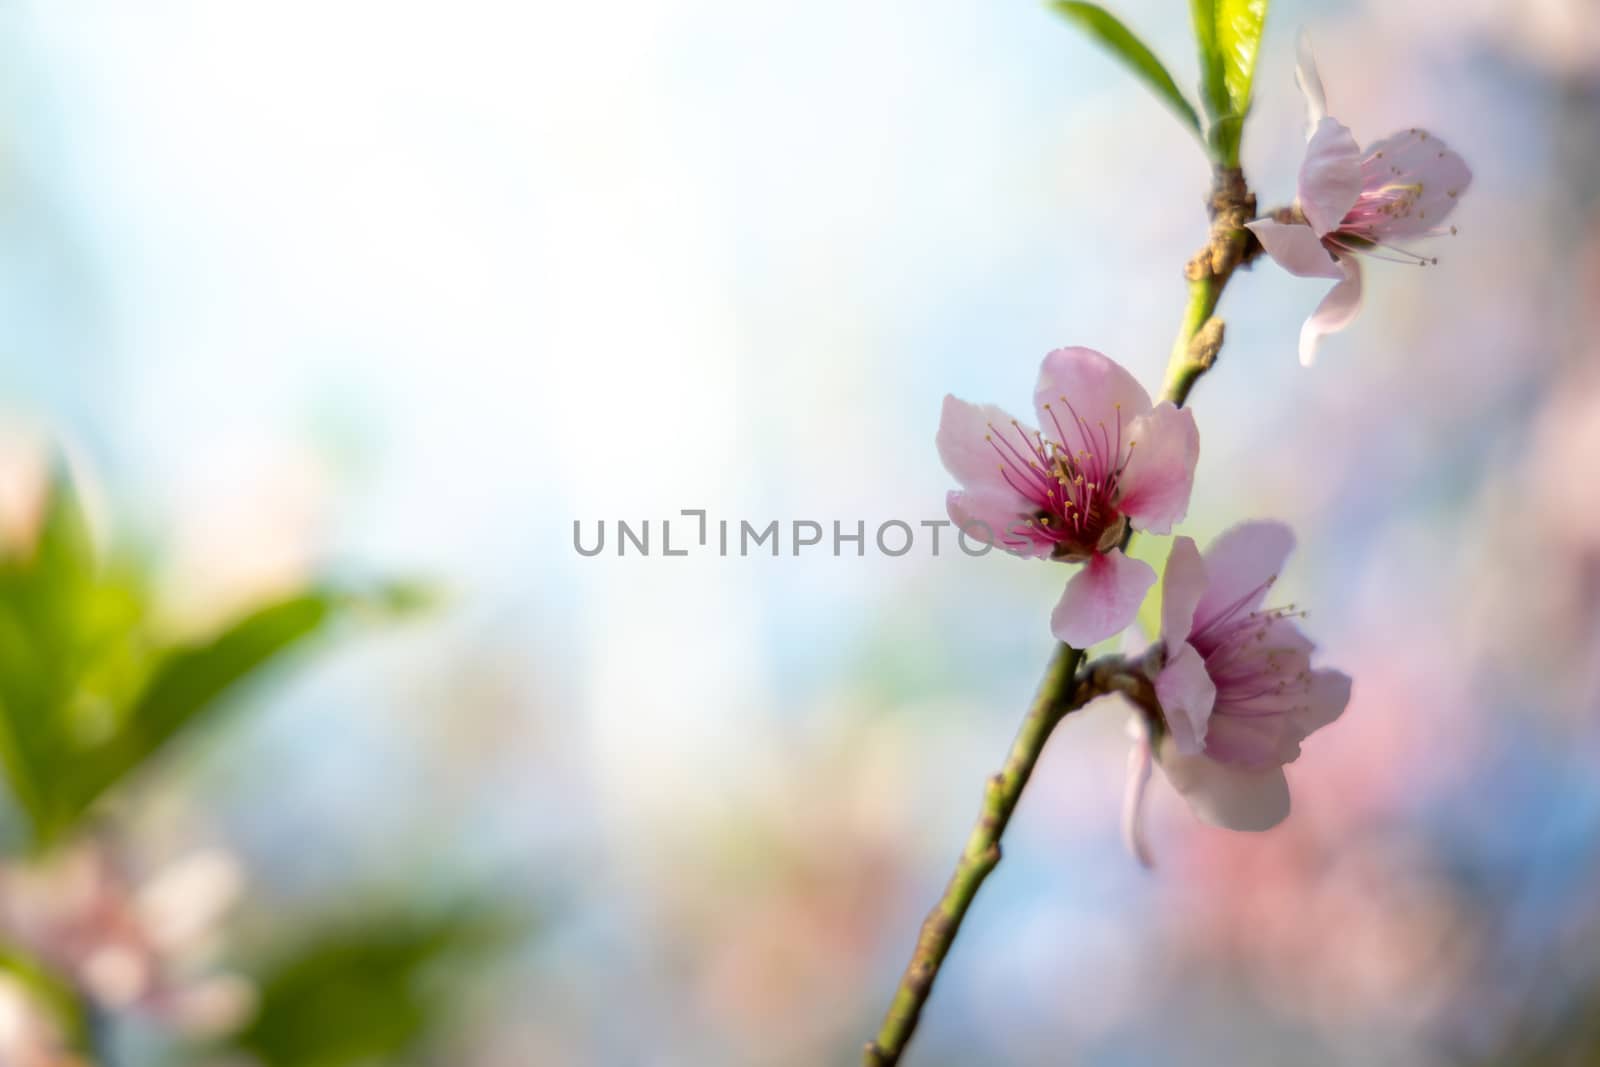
[{"x1": 0, "y1": 0, "x2": 1596, "y2": 1064}]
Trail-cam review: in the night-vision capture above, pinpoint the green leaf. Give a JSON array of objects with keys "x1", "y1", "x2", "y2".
[
  {"x1": 50, "y1": 580, "x2": 429, "y2": 837},
  {"x1": 52, "y1": 591, "x2": 336, "y2": 828},
  {"x1": 1190, "y1": 0, "x2": 1269, "y2": 165},
  {"x1": 0, "y1": 455, "x2": 432, "y2": 850},
  {"x1": 0, "y1": 465, "x2": 132, "y2": 846},
  {"x1": 1051, "y1": 2, "x2": 1202, "y2": 138},
  {"x1": 231, "y1": 899, "x2": 531, "y2": 1067}
]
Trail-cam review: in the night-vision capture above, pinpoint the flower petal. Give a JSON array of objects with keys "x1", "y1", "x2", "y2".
[
  {"x1": 1298, "y1": 256, "x2": 1364, "y2": 367},
  {"x1": 936, "y1": 394, "x2": 1044, "y2": 501},
  {"x1": 1203, "y1": 708, "x2": 1298, "y2": 770},
  {"x1": 1116, "y1": 402, "x2": 1199, "y2": 535},
  {"x1": 1299, "y1": 117, "x2": 1364, "y2": 236},
  {"x1": 1291, "y1": 668, "x2": 1353, "y2": 741},
  {"x1": 1049, "y1": 549, "x2": 1156, "y2": 648},
  {"x1": 1158, "y1": 738, "x2": 1292, "y2": 831},
  {"x1": 946, "y1": 489, "x2": 1054, "y2": 559},
  {"x1": 1155, "y1": 641, "x2": 1216, "y2": 756},
  {"x1": 1245, "y1": 219, "x2": 1343, "y2": 280},
  {"x1": 1122, "y1": 725, "x2": 1156, "y2": 869},
  {"x1": 1033, "y1": 347, "x2": 1153, "y2": 447},
  {"x1": 1359, "y1": 129, "x2": 1472, "y2": 240},
  {"x1": 1160, "y1": 535, "x2": 1207, "y2": 644},
  {"x1": 1192, "y1": 521, "x2": 1295, "y2": 635},
  {"x1": 1294, "y1": 28, "x2": 1328, "y2": 131}
]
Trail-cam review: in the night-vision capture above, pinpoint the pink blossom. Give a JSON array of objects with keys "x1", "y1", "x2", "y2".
[
  {"x1": 938, "y1": 347, "x2": 1199, "y2": 647},
  {"x1": 0, "y1": 841, "x2": 255, "y2": 1037},
  {"x1": 1247, "y1": 34, "x2": 1471, "y2": 366},
  {"x1": 1123, "y1": 522, "x2": 1351, "y2": 858},
  {"x1": 0, "y1": 974, "x2": 82, "y2": 1067}
]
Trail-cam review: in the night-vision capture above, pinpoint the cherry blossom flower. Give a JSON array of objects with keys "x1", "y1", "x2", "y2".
[
  {"x1": 938, "y1": 347, "x2": 1199, "y2": 647},
  {"x1": 1247, "y1": 35, "x2": 1472, "y2": 366},
  {"x1": 1123, "y1": 522, "x2": 1351, "y2": 859}
]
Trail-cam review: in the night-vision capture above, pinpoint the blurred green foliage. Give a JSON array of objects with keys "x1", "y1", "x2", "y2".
[
  {"x1": 0, "y1": 460, "x2": 529, "y2": 1067},
  {"x1": 229, "y1": 898, "x2": 530, "y2": 1067},
  {"x1": 0, "y1": 463, "x2": 424, "y2": 852}
]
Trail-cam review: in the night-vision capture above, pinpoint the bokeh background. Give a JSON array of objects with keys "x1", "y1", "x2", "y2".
[{"x1": 0, "y1": 0, "x2": 1597, "y2": 1064}]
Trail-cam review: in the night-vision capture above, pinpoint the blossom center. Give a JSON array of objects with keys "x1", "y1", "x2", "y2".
[
  {"x1": 1185, "y1": 578, "x2": 1318, "y2": 767},
  {"x1": 983, "y1": 399, "x2": 1136, "y2": 559}
]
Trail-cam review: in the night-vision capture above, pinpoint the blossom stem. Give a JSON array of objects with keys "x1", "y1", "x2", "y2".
[
  {"x1": 1161, "y1": 167, "x2": 1259, "y2": 407},
  {"x1": 864, "y1": 643, "x2": 1089, "y2": 1066}
]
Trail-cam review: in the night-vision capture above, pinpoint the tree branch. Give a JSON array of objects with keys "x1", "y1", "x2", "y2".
[
  {"x1": 864, "y1": 646, "x2": 1162, "y2": 1065},
  {"x1": 865, "y1": 163, "x2": 1257, "y2": 1066}
]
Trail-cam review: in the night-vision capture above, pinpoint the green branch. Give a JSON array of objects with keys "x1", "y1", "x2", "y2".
[
  {"x1": 1161, "y1": 167, "x2": 1258, "y2": 407},
  {"x1": 864, "y1": 643, "x2": 1084, "y2": 1066},
  {"x1": 863, "y1": 164, "x2": 1260, "y2": 1066}
]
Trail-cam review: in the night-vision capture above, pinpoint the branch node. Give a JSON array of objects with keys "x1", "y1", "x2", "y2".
[{"x1": 1188, "y1": 317, "x2": 1225, "y2": 370}]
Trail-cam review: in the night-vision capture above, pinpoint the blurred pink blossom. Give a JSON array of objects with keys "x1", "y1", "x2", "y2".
[
  {"x1": 678, "y1": 711, "x2": 916, "y2": 1062},
  {"x1": 1370, "y1": 0, "x2": 1600, "y2": 79},
  {"x1": 1154, "y1": 640, "x2": 1487, "y2": 1033},
  {"x1": 0, "y1": 841, "x2": 254, "y2": 1038},
  {"x1": 0, "y1": 974, "x2": 84, "y2": 1067}
]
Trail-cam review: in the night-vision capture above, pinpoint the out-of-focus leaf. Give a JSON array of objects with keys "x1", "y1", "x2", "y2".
[
  {"x1": 53, "y1": 591, "x2": 336, "y2": 830},
  {"x1": 0, "y1": 466, "x2": 137, "y2": 846},
  {"x1": 0, "y1": 459, "x2": 431, "y2": 850},
  {"x1": 1190, "y1": 0, "x2": 1268, "y2": 165},
  {"x1": 1051, "y1": 2, "x2": 1203, "y2": 138},
  {"x1": 356, "y1": 578, "x2": 446, "y2": 619},
  {"x1": 231, "y1": 900, "x2": 531, "y2": 1067}
]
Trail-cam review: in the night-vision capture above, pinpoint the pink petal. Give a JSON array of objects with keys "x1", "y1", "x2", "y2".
[
  {"x1": 1032, "y1": 347, "x2": 1153, "y2": 446},
  {"x1": 1154, "y1": 641, "x2": 1216, "y2": 756},
  {"x1": 1298, "y1": 117, "x2": 1363, "y2": 237},
  {"x1": 1158, "y1": 738, "x2": 1292, "y2": 831},
  {"x1": 1254, "y1": 614, "x2": 1316, "y2": 661},
  {"x1": 1192, "y1": 521, "x2": 1295, "y2": 634},
  {"x1": 1291, "y1": 668, "x2": 1353, "y2": 741},
  {"x1": 1119, "y1": 612, "x2": 1156, "y2": 658},
  {"x1": 1245, "y1": 219, "x2": 1343, "y2": 280},
  {"x1": 1202, "y1": 708, "x2": 1298, "y2": 770},
  {"x1": 1121, "y1": 726, "x2": 1155, "y2": 869},
  {"x1": 946, "y1": 488, "x2": 1054, "y2": 559},
  {"x1": 1359, "y1": 129, "x2": 1472, "y2": 240},
  {"x1": 1116, "y1": 402, "x2": 1199, "y2": 535},
  {"x1": 1049, "y1": 548, "x2": 1156, "y2": 649},
  {"x1": 1294, "y1": 29, "x2": 1327, "y2": 132},
  {"x1": 936, "y1": 394, "x2": 1041, "y2": 501},
  {"x1": 1160, "y1": 535, "x2": 1207, "y2": 644},
  {"x1": 1298, "y1": 256, "x2": 1364, "y2": 367}
]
